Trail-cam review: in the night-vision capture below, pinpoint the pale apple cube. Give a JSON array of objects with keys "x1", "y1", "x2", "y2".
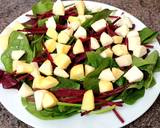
[
  {"x1": 53, "y1": 0, "x2": 65, "y2": 16},
  {"x1": 90, "y1": 37, "x2": 100, "y2": 50},
  {"x1": 73, "y1": 39, "x2": 84, "y2": 55},
  {"x1": 112, "y1": 68, "x2": 124, "y2": 81},
  {"x1": 54, "y1": 67, "x2": 69, "y2": 78},
  {"x1": 70, "y1": 64, "x2": 84, "y2": 80},
  {"x1": 100, "y1": 48, "x2": 113, "y2": 58},
  {"x1": 112, "y1": 35, "x2": 123, "y2": 44},
  {"x1": 45, "y1": 17, "x2": 56, "y2": 29},
  {"x1": 30, "y1": 62, "x2": 40, "y2": 78},
  {"x1": 98, "y1": 68, "x2": 115, "y2": 81},
  {"x1": 54, "y1": 53, "x2": 71, "y2": 69},
  {"x1": 124, "y1": 66, "x2": 144, "y2": 83},
  {"x1": 100, "y1": 32, "x2": 113, "y2": 46},
  {"x1": 127, "y1": 30, "x2": 139, "y2": 38},
  {"x1": 74, "y1": 26, "x2": 87, "y2": 39},
  {"x1": 44, "y1": 39, "x2": 56, "y2": 53},
  {"x1": 39, "y1": 60, "x2": 52, "y2": 76},
  {"x1": 128, "y1": 36, "x2": 141, "y2": 51},
  {"x1": 18, "y1": 83, "x2": 33, "y2": 98},
  {"x1": 112, "y1": 44, "x2": 128, "y2": 56},
  {"x1": 85, "y1": 64, "x2": 95, "y2": 76},
  {"x1": 133, "y1": 45, "x2": 147, "y2": 58},
  {"x1": 115, "y1": 54, "x2": 132, "y2": 67},
  {"x1": 11, "y1": 50, "x2": 25, "y2": 60},
  {"x1": 115, "y1": 25, "x2": 129, "y2": 37},
  {"x1": 75, "y1": 0, "x2": 85, "y2": 15},
  {"x1": 91, "y1": 19, "x2": 106, "y2": 32},
  {"x1": 99, "y1": 80, "x2": 113, "y2": 93},
  {"x1": 58, "y1": 31, "x2": 70, "y2": 44},
  {"x1": 56, "y1": 43, "x2": 71, "y2": 54},
  {"x1": 46, "y1": 28, "x2": 58, "y2": 40}
]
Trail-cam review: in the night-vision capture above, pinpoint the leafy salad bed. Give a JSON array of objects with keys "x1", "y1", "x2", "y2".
[{"x1": 0, "y1": 0, "x2": 159, "y2": 123}]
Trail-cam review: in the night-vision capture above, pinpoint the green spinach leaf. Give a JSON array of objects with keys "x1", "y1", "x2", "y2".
[
  {"x1": 32, "y1": 0, "x2": 53, "y2": 15},
  {"x1": 1, "y1": 31, "x2": 33, "y2": 72},
  {"x1": 139, "y1": 27, "x2": 158, "y2": 44},
  {"x1": 82, "y1": 9, "x2": 112, "y2": 28},
  {"x1": 154, "y1": 56, "x2": 160, "y2": 72}
]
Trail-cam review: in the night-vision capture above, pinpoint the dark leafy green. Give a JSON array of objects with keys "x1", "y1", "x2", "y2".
[
  {"x1": 1, "y1": 31, "x2": 33, "y2": 72},
  {"x1": 51, "y1": 77, "x2": 80, "y2": 90},
  {"x1": 82, "y1": 9, "x2": 112, "y2": 28},
  {"x1": 139, "y1": 27, "x2": 158, "y2": 44},
  {"x1": 32, "y1": 0, "x2": 53, "y2": 15},
  {"x1": 21, "y1": 98, "x2": 79, "y2": 120},
  {"x1": 154, "y1": 56, "x2": 160, "y2": 72},
  {"x1": 115, "y1": 77, "x2": 127, "y2": 86},
  {"x1": 121, "y1": 87, "x2": 145, "y2": 105}
]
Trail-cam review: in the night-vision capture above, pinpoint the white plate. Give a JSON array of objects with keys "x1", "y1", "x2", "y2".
[{"x1": 0, "y1": 1, "x2": 160, "y2": 128}]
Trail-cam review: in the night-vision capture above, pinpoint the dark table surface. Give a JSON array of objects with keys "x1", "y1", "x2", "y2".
[{"x1": 0, "y1": 0, "x2": 160, "y2": 128}]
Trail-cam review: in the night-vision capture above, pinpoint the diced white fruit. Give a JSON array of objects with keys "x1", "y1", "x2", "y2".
[
  {"x1": 58, "y1": 31, "x2": 70, "y2": 44},
  {"x1": 112, "y1": 35, "x2": 123, "y2": 44},
  {"x1": 100, "y1": 32, "x2": 113, "y2": 46},
  {"x1": 91, "y1": 19, "x2": 106, "y2": 32},
  {"x1": 30, "y1": 62, "x2": 40, "y2": 78},
  {"x1": 45, "y1": 17, "x2": 56, "y2": 29},
  {"x1": 100, "y1": 48, "x2": 113, "y2": 58},
  {"x1": 63, "y1": 28, "x2": 74, "y2": 37},
  {"x1": 73, "y1": 39, "x2": 84, "y2": 54},
  {"x1": 0, "y1": 35, "x2": 9, "y2": 50},
  {"x1": 99, "y1": 80, "x2": 113, "y2": 93},
  {"x1": 34, "y1": 90, "x2": 47, "y2": 111},
  {"x1": 115, "y1": 25, "x2": 129, "y2": 37},
  {"x1": 127, "y1": 30, "x2": 139, "y2": 38},
  {"x1": 13, "y1": 61, "x2": 33, "y2": 74},
  {"x1": 56, "y1": 43, "x2": 71, "y2": 54},
  {"x1": 39, "y1": 60, "x2": 52, "y2": 76},
  {"x1": 54, "y1": 67, "x2": 69, "y2": 78},
  {"x1": 68, "y1": 16, "x2": 80, "y2": 23},
  {"x1": 32, "y1": 76, "x2": 44, "y2": 89},
  {"x1": 112, "y1": 68, "x2": 124, "y2": 81},
  {"x1": 70, "y1": 64, "x2": 84, "y2": 80},
  {"x1": 115, "y1": 16, "x2": 133, "y2": 28},
  {"x1": 11, "y1": 50, "x2": 25, "y2": 60},
  {"x1": 50, "y1": 53, "x2": 57, "y2": 59},
  {"x1": 12, "y1": 22, "x2": 24, "y2": 30},
  {"x1": 98, "y1": 68, "x2": 115, "y2": 81},
  {"x1": 42, "y1": 91, "x2": 58, "y2": 108},
  {"x1": 112, "y1": 44, "x2": 128, "y2": 56},
  {"x1": 74, "y1": 26, "x2": 87, "y2": 39},
  {"x1": 54, "y1": 53, "x2": 71, "y2": 69},
  {"x1": 68, "y1": 22, "x2": 81, "y2": 31},
  {"x1": 85, "y1": 64, "x2": 95, "y2": 76},
  {"x1": 133, "y1": 45, "x2": 147, "y2": 58},
  {"x1": 18, "y1": 83, "x2": 33, "y2": 98},
  {"x1": 90, "y1": 37, "x2": 100, "y2": 50},
  {"x1": 124, "y1": 66, "x2": 144, "y2": 83},
  {"x1": 81, "y1": 90, "x2": 95, "y2": 111},
  {"x1": 78, "y1": 15, "x2": 86, "y2": 24},
  {"x1": 53, "y1": 0, "x2": 65, "y2": 16},
  {"x1": 46, "y1": 28, "x2": 58, "y2": 40},
  {"x1": 75, "y1": 0, "x2": 85, "y2": 15},
  {"x1": 115, "y1": 54, "x2": 132, "y2": 67},
  {"x1": 36, "y1": 76, "x2": 59, "y2": 89},
  {"x1": 44, "y1": 39, "x2": 56, "y2": 53},
  {"x1": 128, "y1": 36, "x2": 141, "y2": 51}
]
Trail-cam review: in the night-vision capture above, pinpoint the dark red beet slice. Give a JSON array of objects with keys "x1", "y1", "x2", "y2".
[{"x1": 113, "y1": 109, "x2": 125, "y2": 123}]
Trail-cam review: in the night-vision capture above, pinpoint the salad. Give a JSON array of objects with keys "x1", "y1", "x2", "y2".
[{"x1": 0, "y1": 0, "x2": 159, "y2": 123}]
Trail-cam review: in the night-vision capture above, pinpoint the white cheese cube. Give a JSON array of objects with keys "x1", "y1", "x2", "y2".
[
  {"x1": 100, "y1": 32, "x2": 113, "y2": 46},
  {"x1": 112, "y1": 44, "x2": 128, "y2": 56},
  {"x1": 54, "y1": 67, "x2": 69, "y2": 78},
  {"x1": 98, "y1": 68, "x2": 115, "y2": 81},
  {"x1": 90, "y1": 37, "x2": 100, "y2": 50},
  {"x1": 45, "y1": 17, "x2": 56, "y2": 29},
  {"x1": 74, "y1": 26, "x2": 87, "y2": 39},
  {"x1": 11, "y1": 50, "x2": 25, "y2": 60},
  {"x1": 115, "y1": 54, "x2": 132, "y2": 67},
  {"x1": 53, "y1": 0, "x2": 65, "y2": 16},
  {"x1": 73, "y1": 39, "x2": 84, "y2": 55},
  {"x1": 91, "y1": 19, "x2": 106, "y2": 32},
  {"x1": 56, "y1": 43, "x2": 71, "y2": 54},
  {"x1": 75, "y1": 0, "x2": 85, "y2": 15},
  {"x1": 133, "y1": 45, "x2": 147, "y2": 58},
  {"x1": 54, "y1": 53, "x2": 71, "y2": 69},
  {"x1": 100, "y1": 48, "x2": 113, "y2": 58},
  {"x1": 39, "y1": 60, "x2": 52, "y2": 76},
  {"x1": 46, "y1": 28, "x2": 58, "y2": 40},
  {"x1": 44, "y1": 39, "x2": 56, "y2": 53},
  {"x1": 70, "y1": 64, "x2": 84, "y2": 80},
  {"x1": 115, "y1": 25, "x2": 129, "y2": 37},
  {"x1": 85, "y1": 64, "x2": 95, "y2": 76},
  {"x1": 18, "y1": 83, "x2": 33, "y2": 98},
  {"x1": 128, "y1": 36, "x2": 141, "y2": 51},
  {"x1": 124, "y1": 66, "x2": 144, "y2": 83},
  {"x1": 99, "y1": 80, "x2": 113, "y2": 93}
]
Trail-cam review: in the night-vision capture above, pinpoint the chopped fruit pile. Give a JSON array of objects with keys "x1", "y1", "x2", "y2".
[{"x1": 0, "y1": 0, "x2": 159, "y2": 122}]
